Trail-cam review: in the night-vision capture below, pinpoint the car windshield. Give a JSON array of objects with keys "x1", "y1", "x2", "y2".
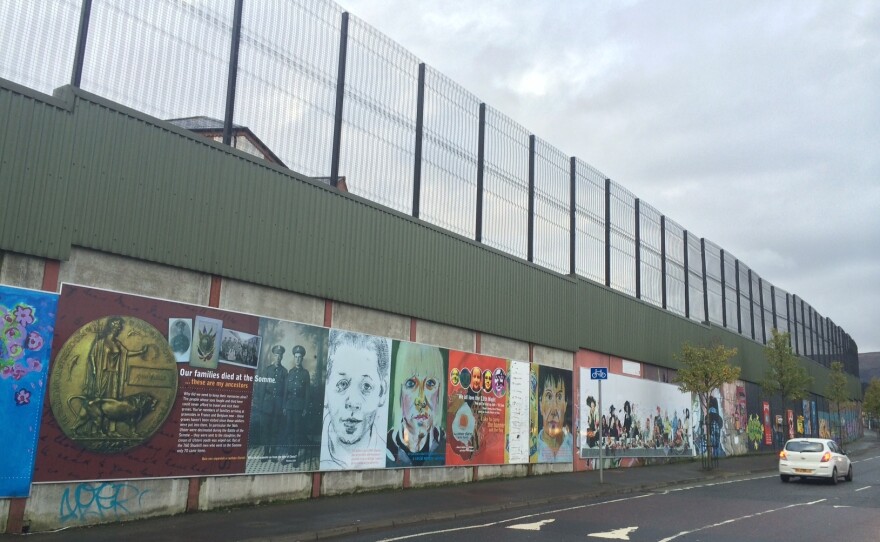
[{"x1": 785, "y1": 441, "x2": 824, "y2": 453}]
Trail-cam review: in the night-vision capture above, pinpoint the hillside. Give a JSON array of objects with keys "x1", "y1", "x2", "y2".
[{"x1": 859, "y1": 351, "x2": 880, "y2": 383}]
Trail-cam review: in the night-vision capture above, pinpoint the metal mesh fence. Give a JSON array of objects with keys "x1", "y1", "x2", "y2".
[
  {"x1": 664, "y1": 219, "x2": 686, "y2": 317},
  {"x1": 639, "y1": 202, "x2": 663, "y2": 307},
  {"x1": 0, "y1": 0, "x2": 858, "y2": 369},
  {"x1": 703, "y1": 240, "x2": 723, "y2": 326},
  {"x1": 0, "y1": 0, "x2": 80, "y2": 95},
  {"x1": 235, "y1": 0, "x2": 341, "y2": 177},
  {"x1": 574, "y1": 159, "x2": 605, "y2": 284},
  {"x1": 82, "y1": 0, "x2": 233, "y2": 121},
  {"x1": 686, "y1": 232, "x2": 704, "y2": 322},
  {"x1": 533, "y1": 138, "x2": 570, "y2": 274},
  {"x1": 338, "y1": 14, "x2": 418, "y2": 214},
  {"x1": 482, "y1": 106, "x2": 529, "y2": 259},
  {"x1": 420, "y1": 66, "x2": 480, "y2": 239},
  {"x1": 609, "y1": 181, "x2": 636, "y2": 297}
]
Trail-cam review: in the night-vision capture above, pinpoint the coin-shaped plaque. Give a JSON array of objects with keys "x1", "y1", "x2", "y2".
[{"x1": 49, "y1": 316, "x2": 178, "y2": 454}]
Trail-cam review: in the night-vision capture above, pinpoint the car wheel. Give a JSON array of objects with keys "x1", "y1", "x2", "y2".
[
  {"x1": 830, "y1": 467, "x2": 838, "y2": 485},
  {"x1": 845, "y1": 465, "x2": 853, "y2": 482},
  {"x1": 780, "y1": 474, "x2": 790, "y2": 483}
]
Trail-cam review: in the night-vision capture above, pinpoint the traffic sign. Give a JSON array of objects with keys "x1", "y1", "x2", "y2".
[{"x1": 590, "y1": 368, "x2": 608, "y2": 380}]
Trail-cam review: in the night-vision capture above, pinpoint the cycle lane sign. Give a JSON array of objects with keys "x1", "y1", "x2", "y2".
[{"x1": 590, "y1": 368, "x2": 608, "y2": 380}]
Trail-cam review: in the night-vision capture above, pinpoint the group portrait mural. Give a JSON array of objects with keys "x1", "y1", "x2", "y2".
[{"x1": 0, "y1": 282, "x2": 862, "y2": 495}]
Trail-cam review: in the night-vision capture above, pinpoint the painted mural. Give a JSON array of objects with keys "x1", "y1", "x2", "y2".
[
  {"x1": 579, "y1": 369, "x2": 693, "y2": 459},
  {"x1": 0, "y1": 286, "x2": 58, "y2": 497}
]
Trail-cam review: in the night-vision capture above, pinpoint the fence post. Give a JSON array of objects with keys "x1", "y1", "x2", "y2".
[
  {"x1": 604, "y1": 179, "x2": 611, "y2": 288},
  {"x1": 748, "y1": 269, "x2": 756, "y2": 340},
  {"x1": 330, "y1": 12, "x2": 350, "y2": 187},
  {"x1": 735, "y1": 260, "x2": 742, "y2": 334},
  {"x1": 720, "y1": 249, "x2": 727, "y2": 328},
  {"x1": 475, "y1": 103, "x2": 486, "y2": 242},
  {"x1": 635, "y1": 198, "x2": 641, "y2": 299},
  {"x1": 770, "y1": 285, "x2": 778, "y2": 332},
  {"x1": 527, "y1": 135, "x2": 535, "y2": 262},
  {"x1": 701, "y1": 238, "x2": 709, "y2": 324},
  {"x1": 791, "y1": 294, "x2": 799, "y2": 355},
  {"x1": 683, "y1": 230, "x2": 690, "y2": 319},
  {"x1": 70, "y1": 0, "x2": 93, "y2": 87},
  {"x1": 222, "y1": 0, "x2": 245, "y2": 146},
  {"x1": 660, "y1": 215, "x2": 667, "y2": 309},
  {"x1": 758, "y1": 278, "x2": 766, "y2": 343},
  {"x1": 412, "y1": 63, "x2": 426, "y2": 218},
  {"x1": 569, "y1": 157, "x2": 576, "y2": 276}
]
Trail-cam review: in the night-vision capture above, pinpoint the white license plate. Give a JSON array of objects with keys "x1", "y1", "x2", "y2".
[{"x1": 795, "y1": 468, "x2": 811, "y2": 474}]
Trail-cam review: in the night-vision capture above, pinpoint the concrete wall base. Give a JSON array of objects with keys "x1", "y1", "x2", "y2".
[{"x1": 199, "y1": 473, "x2": 312, "y2": 510}]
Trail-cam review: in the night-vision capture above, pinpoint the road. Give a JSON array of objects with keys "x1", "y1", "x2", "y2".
[{"x1": 342, "y1": 454, "x2": 880, "y2": 542}]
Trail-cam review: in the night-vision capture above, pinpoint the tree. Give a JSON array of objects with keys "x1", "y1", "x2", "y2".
[
  {"x1": 674, "y1": 341, "x2": 740, "y2": 469},
  {"x1": 864, "y1": 378, "x2": 880, "y2": 431},
  {"x1": 761, "y1": 329, "x2": 812, "y2": 442},
  {"x1": 825, "y1": 361, "x2": 849, "y2": 444}
]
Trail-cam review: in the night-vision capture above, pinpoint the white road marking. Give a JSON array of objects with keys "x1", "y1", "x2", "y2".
[
  {"x1": 375, "y1": 494, "x2": 651, "y2": 541},
  {"x1": 507, "y1": 519, "x2": 555, "y2": 531},
  {"x1": 656, "y1": 499, "x2": 826, "y2": 542},
  {"x1": 833, "y1": 505, "x2": 851, "y2": 508},
  {"x1": 588, "y1": 526, "x2": 638, "y2": 539},
  {"x1": 855, "y1": 486, "x2": 871, "y2": 492}
]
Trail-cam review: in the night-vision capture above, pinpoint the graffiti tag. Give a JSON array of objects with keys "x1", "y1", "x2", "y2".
[{"x1": 59, "y1": 482, "x2": 150, "y2": 523}]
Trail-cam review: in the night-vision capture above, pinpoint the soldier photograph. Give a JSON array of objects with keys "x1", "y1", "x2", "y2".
[
  {"x1": 252, "y1": 344, "x2": 288, "y2": 462},
  {"x1": 281, "y1": 345, "x2": 311, "y2": 466}
]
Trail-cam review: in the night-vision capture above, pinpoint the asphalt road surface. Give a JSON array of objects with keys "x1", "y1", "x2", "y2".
[{"x1": 343, "y1": 454, "x2": 880, "y2": 542}]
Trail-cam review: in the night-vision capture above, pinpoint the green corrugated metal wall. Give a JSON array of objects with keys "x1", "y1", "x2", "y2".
[{"x1": 0, "y1": 78, "x2": 860, "y2": 399}]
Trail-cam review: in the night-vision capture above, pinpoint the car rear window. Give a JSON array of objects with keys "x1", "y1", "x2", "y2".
[{"x1": 785, "y1": 441, "x2": 824, "y2": 452}]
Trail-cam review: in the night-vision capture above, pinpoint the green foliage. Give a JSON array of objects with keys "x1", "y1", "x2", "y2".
[
  {"x1": 825, "y1": 361, "x2": 849, "y2": 442},
  {"x1": 864, "y1": 378, "x2": 880, "y2": 422},
  {"x1": 761, "y1": 329, "x2": 812, "y2": 440},
  {"x1": 675, "y1": 342, "x2": 741, "y2": 398},
  {"x1": 675, "y1": 341, "x2": 740, "y2": 467},
  {"x1": 761, "y1": 329, "x2": 812, "y2": 402}
]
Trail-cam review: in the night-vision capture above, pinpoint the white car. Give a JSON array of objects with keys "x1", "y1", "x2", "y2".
[{"x1": 779, "y1": 438, "x2": 852, "y2": 484}]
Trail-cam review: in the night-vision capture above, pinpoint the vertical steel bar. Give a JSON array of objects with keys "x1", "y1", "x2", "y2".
[
  {"x1": 475, "y1": 103, "x2": 486, "y2": 242},
  {"x1": 720, "y1": 249, "x2": 727, "y2": 328},
  {"x1": 635, "y1": 199, "x2": 641, "y2": 299},
  {"x1": 660, "y1": 216, "x2": 667, "y2": 309},
  {"x1": 735, "y1": 260, "x2": 742, "y2": 334},
  {"x1": 412, "y1": 63, "x2": 426, "y2": 218},
  {"x1": 700, "y1": 238, "x2": 709, "y2": 324},
  {"x1": 748, "y1": 269, "x2": 755, "y2": 340},
  {"x1": 604, "y1": 179, "x2": 611, "y2": 288},
  {"x1": 683, "y1": 230, "x2": 690, "y2": 319},
  {"x1": 569, "y1": 157, "x2": 576, "y2": 275},
  {"x1": 329, "y1": 12, "x2": 350, "y2": 187},
  {"x1": 70, "y1": 0, "x2": 93, "y2": 87},
  {"x1": 758, "y1": 277, "x2": 766, "y2": 343},
  {"x1": 222, "y1": 0, "x2": 245, "y2": 146},
  {"x1": 527, "y1": 135, "x2": 535, "y2": 262}
]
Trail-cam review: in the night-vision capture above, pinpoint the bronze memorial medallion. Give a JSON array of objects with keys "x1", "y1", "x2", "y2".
[{"x1": 49, "y1": 316, "x2": 178, "y2": 453}]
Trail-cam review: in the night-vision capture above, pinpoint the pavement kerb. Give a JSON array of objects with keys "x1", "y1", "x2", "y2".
[{"x1": 261, "y1": 462, "x2": 782, "y2": 542}]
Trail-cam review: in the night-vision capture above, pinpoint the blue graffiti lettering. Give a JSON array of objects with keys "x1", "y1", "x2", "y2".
[{"x1": 59, "y1": 482, "x2": 149, "y2": 524}]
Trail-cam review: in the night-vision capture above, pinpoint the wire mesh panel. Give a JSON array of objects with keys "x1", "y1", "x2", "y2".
[
  {"x1": 0, "y1": 0, "x2": 81, "y2": 95},
  {"x1": 804, "y1": 304, "x2": 815, "y2": 358},
  {"x1": 774, "y1": 286, "x2": 790, "y2": 335},
  {"x1": 574, "y1": 159, "x2": 605, "y2": 284},
  {"x1": 235, "y1": 0, "x2": 341, "y2": 176},
  {"x1": 738, "y1": 262, "x2": 753, "y2": 339},
  {"x1": 664, "y1": 218, "x2": 686, "y2": 316},
  {"x1": 609, "y1": 181, "x2": 636, "y2": 296},
  {"x1": 797, "y1": 299, "x2": 808, "y2": 356},
  {"x1": 703, "y1": 240, "x2": 723, "y2": 325},
  {"x1": 686, "y1": 232, "x2": 704, "y2": 322},
  {"x1": 338, "y1": 14, "x2": 419, "y2": 213},
  {"x1": 750, "y1": 272, "x2": 763, "y2": 342},
  {"x1": 761, "y1": 280, "x2": 773, "y2": 344},
  {"x1": 82, "y1": 0, "x2": 233, "y2": 121},
  {"x1": 482, "y1": 106, "x2": 529, "y2": 259},
  {"x1": 420, "y1": 66, "x2": 479, "y2": 239},
  {"x1": 723, "y1": 251, "x2": 738, "y2": 331},
  {"x1": 639, "y1": 202, "x2": 663, "y2": 307},
  {"x1": 533, "y1": 138, "x2": 570, "y2": 274},
  {"x1": 789, "y1": 295, "x2": 799, "y2": 353}
]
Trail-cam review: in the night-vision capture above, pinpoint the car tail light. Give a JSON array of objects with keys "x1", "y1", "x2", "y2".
[
  {"x1": 779, "y1": 450, "x2": 787, "y2": 460},
  {"x1": 820, "y1": 452, "x2": 832, "y2": 462}
]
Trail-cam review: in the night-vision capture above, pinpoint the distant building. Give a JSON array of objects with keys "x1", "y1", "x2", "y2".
[
  {"x1": 168, "y1": 116, "x2": 286, "y2": 168},
  {"x1": 167, "y1": 116, "x2": 347, "y2": 192}
]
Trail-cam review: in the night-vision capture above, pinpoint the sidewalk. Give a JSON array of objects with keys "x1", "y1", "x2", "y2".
[{"x1": 15, "y1": 433, "x2": 877, "y2": 542}]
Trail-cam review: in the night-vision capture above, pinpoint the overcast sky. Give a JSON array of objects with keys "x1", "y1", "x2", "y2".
[{"x1": 339, "y1": 0, "x2": 880, "y2": 353}]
